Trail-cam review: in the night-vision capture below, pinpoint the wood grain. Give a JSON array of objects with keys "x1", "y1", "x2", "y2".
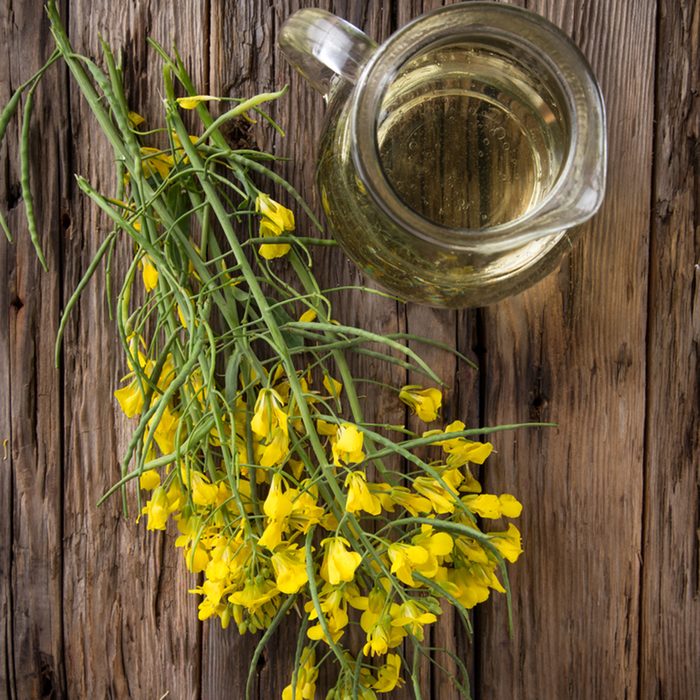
[
  {"x1": 0, "y1": 2, "x2": 67, "y2": 698},
  {"x1": 479, "y1": 1, "x2": 656, "y2": 699},
  {"x1": 640, "y1": 2, "x2": 700, "y2": 698},
  {"x1": 3, "y1": 0, "x2": 700, "y2": 698}
]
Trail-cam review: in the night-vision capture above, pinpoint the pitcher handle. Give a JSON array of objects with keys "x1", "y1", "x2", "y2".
[{"x1": 278, "y1": 9, "x2": 377, "y2": 98}]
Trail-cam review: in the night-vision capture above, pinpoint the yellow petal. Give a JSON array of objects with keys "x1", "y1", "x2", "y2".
[
  {"x1": 299, "y1": 308, "x2": 317, "y2": 323},
  {"x1": 184, "y1": 545, "x2": 209, "y2": 573},
  {"x1": 259, "y1": 241, "x2": 291, "y2": 260},
  {"x1": 141, "y1": 486, "x2": 169, "y2": 530},
  {"x1": 176, "y1": 95, "x2": 221, "y2": 110},
  {"x1": 499, "y1": 494, "x2": 523, "y2": 518},
  {"x1": 140, "y1": 147, "x2": 174, "y2": 179},
  {"x1": 142, "y1": 256, "x2": 158, "y2": 292},
  {"x1": 114, "y1": 381, "x2": 144, "y2": 418},
  {"x1": 373, "y1": 653, "x2": 403, "y2": 692},
  {"x1": 463, "y1": 494, "x2": 502, "y2": 519},
  {"x1": 345, "y1": 471, "x2": 382, "y2": 516},
  {"x1": 128, "y1": 111, "x2": 145, "y2": 126},
  {"x1": 139, "y1": 469, "x2": 160, "y2": 491},
  {"x1": 316, "y1": 419, "x2": 338, "y2": 437},
  {"x1": 256, "y1": 192, "x2": 295, "y2": 231},
  {"x1": 323, "y1": 375, "x2": 343, "y2": 398},
  {"x1": 332, "y1": 423, "x2": 365, "y2": 466},
  {"x1": 428, "y1": 531, "x2": 453, "y2": 557},
  {"x1": 322, "y1": 537, "x2": 362, "y2": 585}
]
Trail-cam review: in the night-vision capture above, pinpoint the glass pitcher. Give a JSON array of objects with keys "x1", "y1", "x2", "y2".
[{"x1": 279, "y1": 2, "x2": 606, "y2": 307}]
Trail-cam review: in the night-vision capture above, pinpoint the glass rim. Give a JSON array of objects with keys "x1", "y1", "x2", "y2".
[{"x1": 350, "y1": 1, "x2": 605, "y2": 250}]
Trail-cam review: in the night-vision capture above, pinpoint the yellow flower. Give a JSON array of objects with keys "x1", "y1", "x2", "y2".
[
  {"x1": 141, "y1": 255, "x2": 158, "y2": 291},
  {"x1": 363, "y1": 623, "x2": 390, "y2": 657},
  {"x1": 139, "y1": 469, "x2": 160, "y2": 491},
  {"x1": 463, "y1": 493, "x2": 522, "y2": 519},
  {"x1": 390, "y1": 600, "x2": 437, "y2": 640},
  {"x1": 427, "y1": 420, "x2": 493, "y2": 466},
  {"x1": 373, "y1": 653, "x2": 403, "y2": 693},
  {"x1": 258, "y1": 474, "x2": 294, "y2": 549},
  {"x1": 259, "y1": 426, "x2": 290, "y2": 467},
  {"x1": 251, "y1": 388, "x2": 288, "y2": 438},
  {"x1": 251, "y1": 388, "x2": 290, "y2": 466},
  {"x1": 176, "y1": 94, "x2": 221, "y2": 109},
  {"x1": 175, "y1": 518, "x2": 211, "y2": 573},
  {"x1": 287, "y1": 488, "x2": 325, "y2": 535},
  {"x1": 181, "y1": 468, "x2": 219, "y2": 507},
  {"x1": 282, "y1": 646, "x2": 318, "y2": 700},
  {"x1": 140, "y1": 147, "x2": 174, "y2": 179},
  {"x1": 305, "y1": 587, "x2": 350, "y2": 644},
  {"x1": 447, "y1": 566, "x2": 492, "y2": 609},
  {"x1": 490, "y1": 523, "x2": 523, "y2": 563},
  {"x1": 256, "y1": 193, "x2": 295, "y2": 260},
  {"x1": 228, "y1": 577, "x2": 279, "y2": 613},
  {"x1": 141, "y1": 486, "x2": 169, "y2": 530},
  {"x1": 345, "y1": 471, "x2": 382, "y2": 515},
  {"x1": 320, "y1": 537, "x2": 362, "y2": 585},
  {"x1": 323, "y1": 374, "x2": 343, "y2": 398},
  {"x1": 259, "y1": 476, "x2": 325, "y2": 550},
  {"x1": 149, "y1": 403, "x2": 180, "y2": 455},
  {"x1": 384, "y1": 486, "x2": 432, "y2": 516},
  {"x1": 399, "y1": 385, "x2": 442, "y2": 422},
  {"x1": 115, "y1": 338, "x2": 175, "y2": 418},
  {"x1": 387, "y1": 543, "x2": 429, "y2": 587},
  {"x1": 359, "y1": 590, "x2": 405, "y2": 657},
  {"x1": 193, "y1": 578, "x2": 227, "y2": 620},
  {"x1": 413, "y1": 476, "x2": 459, "y2": 514},
  {"x1": 387, "y1": 529, "x2": 451, "y2": 587},
  {"x1": 256, "y1": 192, "x2": 295, "y2": 230},
  {"x1": 271, "y1": 543, "x2": 309, "y2": 594},
  {"x1": 298, "y1": 308, "x2": 317, "y2": 323},
  {"x1": 332, "y1": 423, "x2": 365, "y2": 466},
  {"x1": 258, "y1": 219, "x2": 291, "y2": 260},
  {"x1": 445, "y1": 439, "x2": 493, "y2": 467},
  {"x1": 114, "y1": 380, "x2": 145, "y2": 418}
]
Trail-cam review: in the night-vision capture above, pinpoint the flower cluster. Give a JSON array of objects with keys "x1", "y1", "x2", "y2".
[{"x1": 118, "y1": 315, "x2": 523, "y2": 696}]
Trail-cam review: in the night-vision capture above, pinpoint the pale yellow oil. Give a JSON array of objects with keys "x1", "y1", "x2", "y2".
[{"x1": 377, "y1": 43, "x2": 569, "y2": 230}]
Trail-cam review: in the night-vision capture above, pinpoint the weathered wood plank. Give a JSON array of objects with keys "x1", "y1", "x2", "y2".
[
  {"x1": 640, "y1": 2, "x2": 700, "y2": 698},
  {"x1": 479, "y1": 1, "x2": 655, "y2": 699},
  {"x1": 59, "y1": 4, "x2": 207, "y2": 697},
  {"x1": 0, "y1": 188, "x2": 12, "y2": 699},
  {"x1": 0, "y1": 1, "x2": 67, "y2": 698}
]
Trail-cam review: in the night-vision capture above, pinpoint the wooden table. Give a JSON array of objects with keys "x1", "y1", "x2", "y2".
[{"x1": 1, "y1": 1, "x2": 697, "y2": 698}]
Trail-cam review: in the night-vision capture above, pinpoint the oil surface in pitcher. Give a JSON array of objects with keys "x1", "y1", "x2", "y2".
[{"x1": 377, "y1": 42, "x2": 570, "y2": 230}]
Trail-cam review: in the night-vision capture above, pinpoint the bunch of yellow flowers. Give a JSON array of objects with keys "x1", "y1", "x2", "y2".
[
  {"x1": 113, "y1": 210, "x2": 523, "y2": 696},
  {"x1": 4, "y1": 9, "x2": 532, "y2": 697},
  {"x1": 120, "y1": 353, "x2": 522, "y2": 697}
]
